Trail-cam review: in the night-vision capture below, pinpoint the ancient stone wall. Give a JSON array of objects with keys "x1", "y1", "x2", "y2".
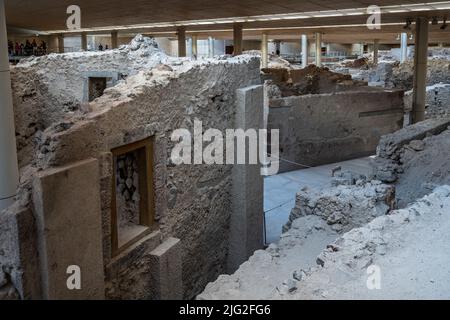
[
  {"x1": 263, "y1": 65, "x2": 369, "y2": 98},
  {"x1": 268, "y1": 90, "x2": 405, "y2": 173},
  {"x1": 5, "y1": 46, "x2": 262, "y2": 300},
  {"x1": 10, "y1": 35, "x2": 169, "y2": 167}
]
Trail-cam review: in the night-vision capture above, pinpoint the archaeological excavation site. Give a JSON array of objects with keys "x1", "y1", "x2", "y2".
[{"x1": 1, "y1": 0, "x2": 450, "y2": 305}]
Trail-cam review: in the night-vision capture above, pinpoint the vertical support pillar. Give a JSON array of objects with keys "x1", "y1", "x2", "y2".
[
  {"x1": 47, "y1": 35, "x2": 58, "y2": 54},
  {"x1": 57, "y1": 34, "x2": 64, "y2": 53},
  {"x1": 0, "y1": 0, "x2": 19, "y2": 212},
  {"x1": 315, "y1": 32, "x2": 322, "y2": 67},
  {"x1": 400, "y1": 32, "x2": 408, "y2": 63},
  {"x1": 301, "y1": 34, "x2": 308, "y2": 68},
  {"x1": 373, "y1": 39, "x2": 380, "y2": 66},
  {"x1": 228, "y1": 85, "x2": 264, "y2": 273},
  {"x1": 111, "y1": 30, "x2": 118, "y2": 49},
  {"x1": 233, "y1": 23, "x2": 243, "y2": 56},
  {"x1": 81, "y1": 32, "x2": 88, "y2": 51},
  {"x1": 177, "y1": 27, "x2": 186, "y2": 57},
  {"x1": 412, "y1": 17, "x2": 429, "y2": 124},
  {"x1": 208, "y1": 36, "x2": 214, "y2": 58},
  {"x1": 191, "y1": 35, "x2": 198, "y2": 59},
  {"x1": 261, "y1": 33, "x2": 268, "y2": 69}
]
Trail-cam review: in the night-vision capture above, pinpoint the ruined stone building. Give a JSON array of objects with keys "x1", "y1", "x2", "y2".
[{"x1": 1, "y1": 0, "x2": 450, "y2": 301}]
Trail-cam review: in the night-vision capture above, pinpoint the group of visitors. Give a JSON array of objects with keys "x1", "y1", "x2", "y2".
[
  {"x1": 8, "y1": 39, "x2": 47, "y2": 57},
  {"x1": 98, "y1": 44, "x2": 109, "y2": 51}
]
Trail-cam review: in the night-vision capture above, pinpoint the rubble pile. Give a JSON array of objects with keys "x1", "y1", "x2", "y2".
[
  {"x1": 284, "y1": 180, "x2": 395, "y2": 234},
  {"x1": 263, "y1": 65, "x2": 368, "y2": 98},
  {"x1": 272, "y1": 185, "x2": 450, "y2": 300},
  {"x1": 243, "y1": 50, "x2": 292, "y2": 69},
  {"x1": 5, "y1": 35, "x2": 263, "y2": 300},
  {"x1": 340, "y1": 57, "x2": 369, "y2": 69},
  {"x1": 385, "y1": 59, "x2": 450, "y2": 90},
  {"x1": 199, "y1": 114, "x2": 450, "y2": 300},
  {"x1": 372, "y1": 117, "x2": 450, "y2": 207}
]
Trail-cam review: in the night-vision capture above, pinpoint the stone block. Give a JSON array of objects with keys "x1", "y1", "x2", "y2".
[
  {"x1": 149, "y1": 237, "x2": 182, "y2": 300},
  {"x1": 32, "y1": 158, "x2": 105, "y2": 299},
  {"x1": 105, "y1": 231, "x2": 162, "y2": 300}
]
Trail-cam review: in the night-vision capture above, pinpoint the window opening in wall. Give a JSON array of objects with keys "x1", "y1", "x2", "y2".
[
  {"x1": 88, "y1": 77, "x2": 110, "y2": 101},
  {"x1": 111, "y1": 137, "x2": 156, "y2": 256}
]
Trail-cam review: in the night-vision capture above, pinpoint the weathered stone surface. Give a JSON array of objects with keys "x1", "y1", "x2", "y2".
[
  {"x1": 197, "y1": 215, "x2": 338, "y2": 300},
  {"x1": 284, "y1": 180, "x2": 394, "y2": 234},
  {"x1": 0, "y1": 203, "x2": 41, "y2": 300},
  {"x1": 9, "y1": 36, "x2": 263, "y2": 300},
  {"x1": 105, "y1": 231, "x2": 162, "y2": 300},
  {"x1": 11, "y1": 35, "x2": 168, "y2": 167},
  {"x1": 373, "y1": 118, "x2": 450, "y2": 187},
  {"x1": 199, "y1": 185, "x2": 450, "y2": 300},
  {"x1": 149, "y1": 237, "x2": 183, "y2": 300},
  {"x1": 228, "y1": 85, "x2": 265, "y2": 273},
  {"x1": 32, "y1": 158, "x2": 105, "y2": 299},
  {"x1": 376, "y1": 117, "x2": 450, "y2": 159},
  {"x1": 264, "y1": 65, "x2": 368, "y2": 98},
  {"x1": 275, "y1": 186, "x2": 450, "y2": 300},
  {"x1": 268, "y1": 90, "x2": 405, "y2": 173}
]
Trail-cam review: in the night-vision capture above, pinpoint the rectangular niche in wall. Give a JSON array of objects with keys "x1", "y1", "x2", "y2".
[
  {"x1": 88, "y1": 77, "x2": 110, "y2": 102},
  {"x1": 111, "y1": 137, "x2": 156, "y2": 256}
]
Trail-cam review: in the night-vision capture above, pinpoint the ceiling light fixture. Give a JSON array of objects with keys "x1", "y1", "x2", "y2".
[{"x1": 46, "y1": 1, "x2": 450, "y2": 35}]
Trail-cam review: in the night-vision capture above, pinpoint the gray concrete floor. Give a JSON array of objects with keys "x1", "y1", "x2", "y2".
[{"x1": 264, "y1": 156, "x2": 374, "y2": 244}]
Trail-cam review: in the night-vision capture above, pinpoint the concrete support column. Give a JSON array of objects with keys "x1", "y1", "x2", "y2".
[
  {"x1": 0, "y1": 0, "x2": 19, "y2": 212},
  {"x1": 400, "y1": 32, "x2": 408, "y2": 63},
  {"x1": 228, "y1": 84, "x2": 264, "y2": 273},
  {"x1": 412, "y1": 17, "x2": 429, "y2": 124},
  {"x1": 81, "y1": 32, "x2": 88, "y2": 51},
  {"x1": 47, "y1": 35, "x2": 58, "y2": 53},
  {"x1": 208, "y1": 36, "x2": 214, "y2": 58},
  {"x1": 373, "y1": 39, "x2": 380, "y2": 66},
  {"x1": 177, "y1": 27, "x2": 186, "y2": 57},
  {"x1": 315, "y1": 32, "x2": 322, "y2": 67},
  {"x1": 233, "y1": 23, "x2": 243, "y2": 56},
  {"x1": 301, "y1": 34, "x2": 308, "y2": 68},
  {"x1": 57, "y1": 34, "x2": 65, "y2": 53},
  {"x1": 191, "y1": 35, "x2": 198, "y2": 59},
  {"x1": 111, "y1": 31, "x2": 118, "y2": 49},
  {"x1": 261, "y1": 33, "x2": 268, "y2": 69}
]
